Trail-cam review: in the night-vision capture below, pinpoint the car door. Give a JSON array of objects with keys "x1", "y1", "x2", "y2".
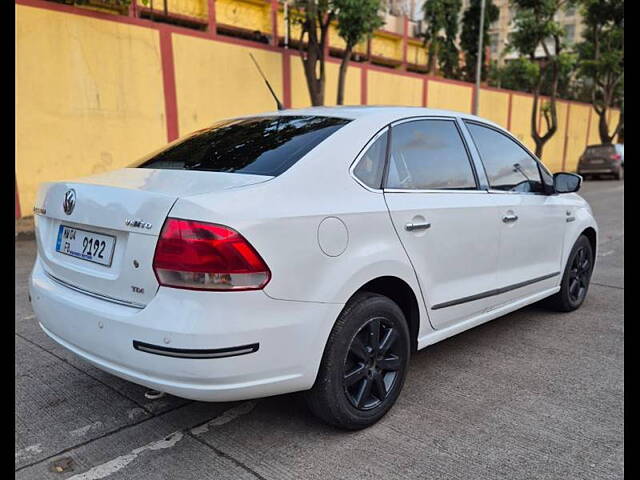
[
  {"x1": 463, "y1": 121, "x2": 567, "y2": 305},
  {"x1": 383, "y1": 118, "x2": 504, "y2": 330}
]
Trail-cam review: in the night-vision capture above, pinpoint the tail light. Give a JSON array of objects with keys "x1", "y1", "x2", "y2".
[
  {"x1": 611, "y1": 153, "x2": 622, "y2": 161},
  {"x1": 152, "y1": 218, "x2": 271, "y2": 291}
]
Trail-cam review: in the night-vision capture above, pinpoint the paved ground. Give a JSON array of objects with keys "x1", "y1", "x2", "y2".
[{"x1": 15, "y1": 179, "x2": 624, "y2": 480}]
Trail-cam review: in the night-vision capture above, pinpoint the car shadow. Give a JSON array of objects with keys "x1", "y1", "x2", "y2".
[{"x1": 209, "y1": 299, "x2": 565, "y2": 432}]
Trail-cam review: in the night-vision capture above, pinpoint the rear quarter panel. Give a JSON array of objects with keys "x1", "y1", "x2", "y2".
[{"x1": 168, "y1": 116, "x2": 431, "y2": 335}]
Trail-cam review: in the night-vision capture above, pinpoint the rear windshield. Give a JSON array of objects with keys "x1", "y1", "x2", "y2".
[
  {"x1": 138, "y1": 115, "x2": 350, "y2": 176},
  {"x1": 585, "y1": 145, "x2": 615, "y2": 156}
]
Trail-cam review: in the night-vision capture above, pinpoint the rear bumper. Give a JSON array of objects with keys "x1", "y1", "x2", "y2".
[
  {"x1": 578, "y1": 165, "x2": 618, "y2": 174},
  {"x1": 29, "y1": 257, "x2": 342, "y2": 402}
]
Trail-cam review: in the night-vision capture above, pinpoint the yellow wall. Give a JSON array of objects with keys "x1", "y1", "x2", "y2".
[
  {"x1": 608, "y1": 109, "x2": 620, "y2": 141},
  {"x1": 136, "y1": 0, "x2": 209, "y2": 21},
  {"x1": 367, "y1": 70, "x2": 422, "y2": 106},
  {"x1": 15, "y1": 3, "x2": 621, "y2": 217},
  {"x1": 564, "y1": 104, "x2": 590, "y2": 172},
  {"x1": 407, "y1": 40, "x2": 427, "y2": 66},
  {"x1": 173, "y1": 34, "x2": 283, "y2": 134},
  {"x1": 478, "y1": 89, "x2": 509, "y2": 128},
  {"x1": 370, "y1": 33, "x2": 402, "y2": 62},
  {"x1": 277, "y1": 9, "x2": 302, "y2": 45},
  {"x1": 291, "y1": 59, "x2": 361, "y2": 108},
  {"x1": 216, "y1": 0, "x2": 271, "y2": 33},
  {"x1": 427, "y1": 80, "x2": 472, "y2": 113},
  {"x1": 509, "y1": 94, "x2": 536, "y2": 152},
  {"x1": 16, "y1": 4, "x2": 167, "y2": 215},
  {"x1": 328, "y1": 23, "x2": 368, "y2": 55},
  {"x1": 539, "y1": 101, "x2": 568, "y2": 172}
]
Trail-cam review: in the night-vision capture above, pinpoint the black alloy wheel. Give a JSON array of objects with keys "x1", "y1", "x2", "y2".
[
  {"x1": 567, "y1": 244, "x2": 592, "y2": 305},
  {"x1": 305, "y1": 292, "x2": 410, "y2": 430},
  {"x1": 343, "y1": 317, "x2": 402, "y2": 410},
  {"x1": 546, "y1": 234, "x2": 594, "y2": 312}
]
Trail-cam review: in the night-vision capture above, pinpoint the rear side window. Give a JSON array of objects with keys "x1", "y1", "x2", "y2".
[
  {"x1": 353, "y1": 130, "x2": 388, "y2": 189},
  {"x1": 466, "y1": 122, "x2": 544, "y2": 193},
  {"x1": 386, "y1": 119, "x2": 477, "y2": 190},
  {"x1": 138, "y1": 116, "x2": 350, "y2": 176},
  {"x1": 585, "y1": 145, "x2": 615, "y2": 157}
]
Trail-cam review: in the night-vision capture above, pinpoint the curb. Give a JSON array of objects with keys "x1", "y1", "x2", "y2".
[{"x1": 15, "y1": 216, "x2": 35, "y2": 242}]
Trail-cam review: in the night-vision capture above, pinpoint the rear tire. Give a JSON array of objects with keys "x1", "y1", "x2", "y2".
[
  {"x1": 545, "y1": 235, "x2": 594, "y2": 312},
  {"x1": 305, "y1": 292, "x2": 410, "y2": 430},
  {"x1": 614, "y1": 166, "x2": 624, "y2": 180}
]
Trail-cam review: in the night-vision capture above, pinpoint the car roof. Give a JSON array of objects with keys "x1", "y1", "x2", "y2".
[{"x1": 251, "y1": 105, "x2": 503, "y2": 129}]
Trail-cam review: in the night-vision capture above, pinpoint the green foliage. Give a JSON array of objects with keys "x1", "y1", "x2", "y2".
[
  {"x1": 333, "y1": 0, "x2": 384, "y2": 104},
  {"x1": 460, "y1": 0, "x2": 499, "y2": 82},
  {"x1": 575, "y1": 1, "x2": 624, "y2": 99},
  {"x1": 507, "y1": 0, "x2": 569, "y2": 157},
  {"x1": 553, "y1": 51, "x2": 579, "y2": 98},
  {"x1": 489, "y1": 57, "x2": 539, "y2": 91},
  {"x1": 333, "y1": 0, "x2": 384, "y2": 50},
  {"x1": 574, "y1": 0, "x2": 624, "y2": 143},
  {"x1": 291, "y1": 0, "x2": 337, "y2": 105},
  {"x1": 422, "y1": 0, "x2": 463, "y2": 77},
  {"x1": 509, "y1": 1, "x2": 565, "y2": 58}
]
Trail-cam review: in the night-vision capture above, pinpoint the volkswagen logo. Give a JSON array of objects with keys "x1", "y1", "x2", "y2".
[{"x1": 63, "y1": 189, "x2": 76, "y2": 215}]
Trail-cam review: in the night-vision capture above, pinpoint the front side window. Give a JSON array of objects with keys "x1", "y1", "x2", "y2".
[
  {"x1": 386, "y1": 119, "x2": 477, "y2": 190},
  {"x1": 466, "y1": 122, "x2": 544, "y2": 193},
  {"x1": 353, "y1": 130, "x2": 388, "y2": 189},
  {"x1": 138, "y1": 115, "x2": 351, "y2": 177}
]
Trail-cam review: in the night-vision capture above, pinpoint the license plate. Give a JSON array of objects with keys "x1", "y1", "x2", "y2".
[
  {"x1": 55, "y1": 225, "x2": 116, "y2": 267},
  {"x1": 590, "y1": 159, "x2": 605, "y2": 164}
]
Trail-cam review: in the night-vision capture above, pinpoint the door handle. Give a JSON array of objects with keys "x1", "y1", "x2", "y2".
[
  {"x1": 405, "y1": 222, "x2": 431, "y2": 231},
  {"x1": 502, "y1": 214, "x2": 518, "y2": 223}
]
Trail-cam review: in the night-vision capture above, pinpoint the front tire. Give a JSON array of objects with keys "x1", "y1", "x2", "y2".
[
  {"x1": 305, "y1": 292, "x2": 410, "y2": 430},
  {"x1": 546, "y1": 235, "x2": 594, "y2": 312}
]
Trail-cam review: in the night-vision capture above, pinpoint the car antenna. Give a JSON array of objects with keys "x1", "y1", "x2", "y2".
[{"x1": 249, "y1": 53, "x2": 285, "y2": 111}]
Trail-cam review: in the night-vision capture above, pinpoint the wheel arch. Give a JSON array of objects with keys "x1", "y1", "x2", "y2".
[
  {"x1": 581, "y1": 226, "x2": 597, "y2": 256},
  {"x1": 346, "y1": 276, "x2": 421, "y2": 353}
]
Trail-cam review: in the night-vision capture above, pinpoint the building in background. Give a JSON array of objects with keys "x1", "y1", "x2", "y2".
[
  {"x1": 473, "y1": 0, "x2": 586, "y2": 65},
  {"x1": 16, "y1": 0, "x2": 618, "y2": 219}
]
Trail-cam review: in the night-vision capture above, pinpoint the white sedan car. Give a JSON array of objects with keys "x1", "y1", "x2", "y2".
[{"x1": 29, "y1": 107, "x2": 597, "y2": 429}]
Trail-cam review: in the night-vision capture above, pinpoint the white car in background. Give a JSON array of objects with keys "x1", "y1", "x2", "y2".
[{"x1": 29, "y1": 107, "x2": 597, "y2": 429}]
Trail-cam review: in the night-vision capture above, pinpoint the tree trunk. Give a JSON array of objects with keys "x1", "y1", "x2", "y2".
[
  {"x1": 530, "y1": 45, "x2": 560, "y2": 159},
  {"x1": 301, "y1": 38, "x2": 325, "y2": 106},
  {"x1": 337, "y1": 45, "x2": 353, "y2": 105},
  {"x1": 597, "y1": 108, "x2": 612, "y2": 144},
  {"x1": 531, "y1": 79, "x2": 545, "y2": 158},
  {"x1": 596, "y1": 107, "x2": 623, "y2": 144},
  {"x1": 299, "y1": 12, "x2": 330, "y2": 106},
  {"x1": 427, "y1": 41, "x2": 438, "y2": 75}
]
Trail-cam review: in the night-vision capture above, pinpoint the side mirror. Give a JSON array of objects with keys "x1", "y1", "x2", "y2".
[{"x1": 554, "y1": 172, "x2": 582, "y2": 193}]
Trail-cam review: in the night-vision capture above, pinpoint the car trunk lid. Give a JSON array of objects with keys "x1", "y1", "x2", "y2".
[{"x1": 33, "y1": 168, "x2": 271, "y2": 307}]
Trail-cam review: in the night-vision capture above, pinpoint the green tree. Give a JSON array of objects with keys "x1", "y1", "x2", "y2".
[
  {"x1": 509, "y1": 0, "x2": 568, "y2": 158},
  {"x1": 422, "y1": 0, "x2": 463, "y2": 77},
  {"x1": 575, "y1": 0, "x2": 624, "y2": 144},
  {"x1": 489, "y1": 53, "x2": 577, "y2": 98},
  {"x1": 334, "y1": 0, "x2": 384, "y2": 104},
  {"x1": 460, "y1": 0, "x2": 500, "y2": 82},
  {"x1": 489, "y1": 57, "x2": 539, "y2": 90},
  {"x1": 292, "y1": 0, "x2": 335, "y2": 106}
]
